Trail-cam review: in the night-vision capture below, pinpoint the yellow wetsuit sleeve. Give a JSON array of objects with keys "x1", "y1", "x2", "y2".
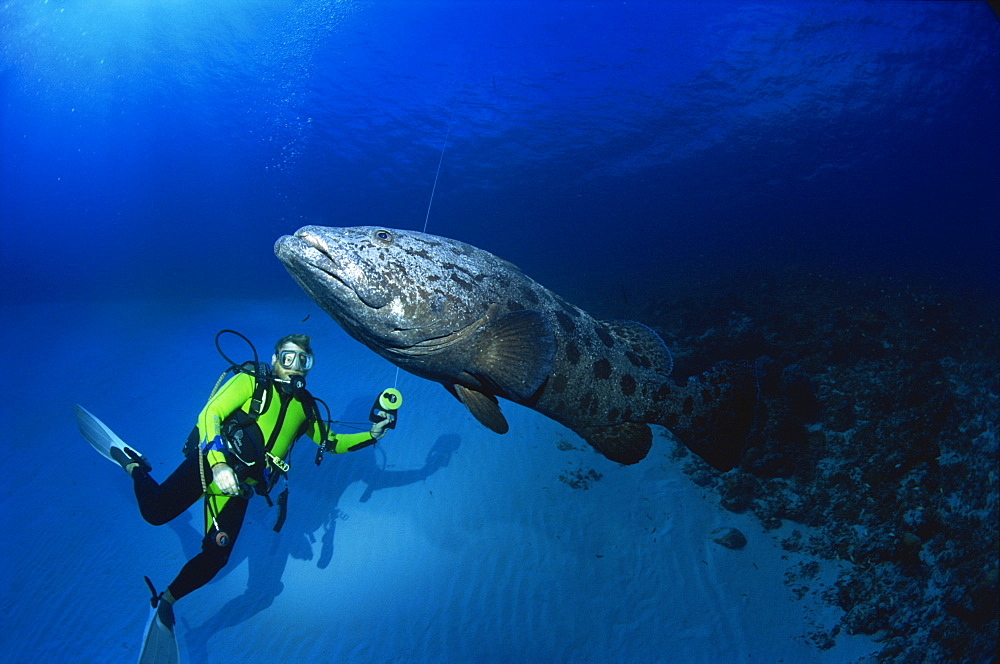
[
  {"x1": 196, "y1": 372, "x2": 255, "y2": 466},
  {"x1": 306, "y1": 420, "x2": 375, "y2": 454}
]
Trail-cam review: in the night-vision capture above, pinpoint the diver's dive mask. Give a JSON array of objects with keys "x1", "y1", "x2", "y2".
[{"x1": 277, "y1": 349, "x2": 314, "y2": 372}]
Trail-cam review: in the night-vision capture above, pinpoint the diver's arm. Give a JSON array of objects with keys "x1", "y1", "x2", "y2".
[
  {"x1": 195, "y1": 372, "x2": 255, "y2": 467},
  {"x1": 308, "y1": 410, "x2": 394, "y2": 454}
]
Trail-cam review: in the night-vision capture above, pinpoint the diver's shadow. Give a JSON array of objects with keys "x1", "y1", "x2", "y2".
[
  {"x1": 180, "y1": 432, "x2": 461, "y2": 663},
  {"x1": 319, "y1": 432, "x2": 460, "y2": 567}
]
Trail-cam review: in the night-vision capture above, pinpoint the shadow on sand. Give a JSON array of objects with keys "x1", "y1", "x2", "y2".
[{"x1": 176, "y1": 432, "x2": 461, "y2": 664}]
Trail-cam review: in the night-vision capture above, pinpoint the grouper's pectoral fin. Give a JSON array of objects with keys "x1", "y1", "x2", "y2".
[
  {"x1": 454, "y1": 384, "x2": 509, "y2": 434},
  {"x1": 443, "y1": 308, "x2": 553, "y2": 435},
  {"x1": 471, "y1": 309, "x2": 555, "y2": 400},
  {"x1": 574, "y1": 422, "x2": 653, "y2": 465}
]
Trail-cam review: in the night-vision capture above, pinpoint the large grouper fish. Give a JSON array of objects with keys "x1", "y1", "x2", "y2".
[{"x1": 275, "y1": 226, "x2": 758, "y2": 470}]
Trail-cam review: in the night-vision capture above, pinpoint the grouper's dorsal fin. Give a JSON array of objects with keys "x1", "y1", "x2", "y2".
[
  {"x1": 602, "y1": 319, "x2": 674, "y2": 376},
  {"x1": 471, "y1": 309, "x2": 555, "y2": 400},
  {"x1": 454, "y1": 384, "x2": 509, "y2": 434}
]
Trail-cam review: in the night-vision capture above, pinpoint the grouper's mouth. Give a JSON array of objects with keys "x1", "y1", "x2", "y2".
[{"x1": 276, "y1": 232, "x2": 385, "y2": 310}]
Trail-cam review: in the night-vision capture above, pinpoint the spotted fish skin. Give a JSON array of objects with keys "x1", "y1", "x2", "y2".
[{"x1": 275, "y1": 226, "x2": 757, "y2": 470}]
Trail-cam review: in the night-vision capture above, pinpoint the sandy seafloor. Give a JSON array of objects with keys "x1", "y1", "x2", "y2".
[{"x1": 0, "y1": 296, "x2": 877, "y2": 663}]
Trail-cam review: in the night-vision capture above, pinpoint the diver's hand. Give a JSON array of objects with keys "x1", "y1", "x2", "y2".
[
  {"x1": 370, "y1": 410, "x2": 394, "y2": 440},
  {"x1": 212, "y1": 462, "x2": 240, "y2": 495}
]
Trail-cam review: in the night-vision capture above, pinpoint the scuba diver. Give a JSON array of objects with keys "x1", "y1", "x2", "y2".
[{"x1": 75, "y1": 332, "x2": 399, "y2": 663}]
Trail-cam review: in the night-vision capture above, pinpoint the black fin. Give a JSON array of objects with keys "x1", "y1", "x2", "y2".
[
  {"x1": 603, "y1": 319, "x2": 674, "y2": 376},
  {"x1": 575, "y1": 422, "x2": 653, "y2": 465},
  {"x1": 144, "y1": 576, "x2": 159, "y2": 608},
  {"x1": 454, "y1": 384, "x2": 510, "y2": 434},
  {"x1": 659, "y1": 360, "x2": 759, "y2": 472},
  {"x1": 472, "y1": 309, "x2": 555, "y2": 400}
]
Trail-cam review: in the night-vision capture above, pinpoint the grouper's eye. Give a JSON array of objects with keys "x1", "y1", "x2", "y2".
[{"x1": 374, "y1": 229, "x2": 394, "y2": 245}]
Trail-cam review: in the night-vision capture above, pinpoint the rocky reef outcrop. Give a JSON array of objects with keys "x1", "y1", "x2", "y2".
[{"x1": 639, "y1": 270, "x2": 998, "y2": 663}]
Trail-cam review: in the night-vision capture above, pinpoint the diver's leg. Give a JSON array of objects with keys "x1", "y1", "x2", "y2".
[
  {"x1": 131, "y1": 455, "x2": 206, "y2": 526},
  {"x1": 165, "y1": 494, "x2": 249, "y2": 601}
]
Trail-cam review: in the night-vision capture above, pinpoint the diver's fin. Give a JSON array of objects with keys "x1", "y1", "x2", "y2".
[
  {"x1": 75, "y1": 404, "x2": 129, "y2": 463},
  {"x1": 575, "y1": 422, "x2": 654, "y2": 465},
  {"x1": 75, "y1": 404, "x2": 148, "y2": 471},
  {"x1": 453, "y1": 384, "x2": 510, "y2": 434},
  {"x1": 137, "y1": 579, "x2": 179, "y2": 664},
  {"x1": 658, "y1": 360, "x2": 760, "y2": 472}
]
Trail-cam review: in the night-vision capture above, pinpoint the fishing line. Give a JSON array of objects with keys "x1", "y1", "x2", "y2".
[
  {"x1": 392, "y1": 116, "x2": 454, "y2": 390},
  {"x1": 422, "y1": 118, "x2": 453, "y2": 234}
]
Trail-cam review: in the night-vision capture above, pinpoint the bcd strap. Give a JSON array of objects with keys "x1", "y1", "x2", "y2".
[
  {"x1": 238, "y1": 360, "x2": 271, "y2": 421},
  {"x1": 304, "y1": 393, "x2": 331, "y2": 466},
  {"x1": 265, "y1": 391, "x2": 292, "y2": 455},
  {"x1": 305, "y1": 392, "x2": 328, "y2": 443},
  {"x1": 273, "y1": 487, "x2": 289, "y2": 533}
]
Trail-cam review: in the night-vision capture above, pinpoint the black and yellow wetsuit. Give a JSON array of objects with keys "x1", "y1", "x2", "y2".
[{"x1": 126, "y1": 372, "x2": 376, "y2": 601}]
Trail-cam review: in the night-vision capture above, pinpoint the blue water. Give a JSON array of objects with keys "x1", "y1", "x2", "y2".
[
  {"x1": 1, "y1": 3, "x2": 998, "y2": 662},
  {"x1": 2, "y1": 1, "x2": 997, "y2": 307}
]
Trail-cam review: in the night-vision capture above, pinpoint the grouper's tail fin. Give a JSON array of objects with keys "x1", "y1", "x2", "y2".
[{"x1": 663, "y1": 360, "x2": 760, "y2": 472}]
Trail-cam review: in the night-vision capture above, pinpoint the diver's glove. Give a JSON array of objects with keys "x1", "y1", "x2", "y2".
[
  {"x1": 369, "y1": 410, "x2": 394, "y2": 440},
  {"x1": 212, "y1": 462, "x2": 240, "y2": 495}
]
